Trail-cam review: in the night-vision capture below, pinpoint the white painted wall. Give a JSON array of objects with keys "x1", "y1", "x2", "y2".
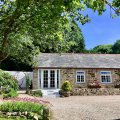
[{"x1": 5, "y1": 71, "x2": 33, "y2": 89}]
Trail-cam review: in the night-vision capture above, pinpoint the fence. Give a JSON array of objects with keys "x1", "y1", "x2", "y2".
[{"x1": 5, "y1": 71, "x2": 33, "y2": 89}]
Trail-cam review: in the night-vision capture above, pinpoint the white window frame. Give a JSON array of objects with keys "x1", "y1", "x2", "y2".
[
  {"x1": 39, "y1": 69, "x2": 60, "y2": 89},
  {"x1": 76, "y1": 71, "x2": 85, "y2": 83},
  {"x1": 100, "y1": 71, "x2": 112, "y2": 83}
]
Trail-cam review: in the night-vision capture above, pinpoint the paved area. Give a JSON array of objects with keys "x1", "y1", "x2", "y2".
[
  {"x1": 45, "y1": 96, "x2": 120, "y2": 120},
  {"x1": 19, "y1": 94, "x2": 120, "y2": 120}
]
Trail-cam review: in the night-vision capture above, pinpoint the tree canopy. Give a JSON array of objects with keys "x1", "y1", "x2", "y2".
[
  {"x1": 63, "y1": 20, "x2": 85, "y2": 53},
  {"x1": 0, "y1": 0, "x2": 120, "y2": 65},
  {"x1": 112, "y1": 40, "x2": 120, "y2": 54},
  {"x1": 92, "y1": 44, "x2": 113, "y2": 54}
]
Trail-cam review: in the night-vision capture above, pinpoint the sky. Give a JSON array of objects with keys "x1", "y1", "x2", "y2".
[{"x1": 78, "y1": 6, "x2": 120, "y2": 49}]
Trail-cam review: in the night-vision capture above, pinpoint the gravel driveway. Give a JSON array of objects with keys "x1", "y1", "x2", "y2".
[{"x1": 44, "y1": 96, "x2": 120, "y2": 120}]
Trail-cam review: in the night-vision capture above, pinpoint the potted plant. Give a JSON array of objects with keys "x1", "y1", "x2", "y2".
[{"x1": 59, "y1": 81, "x2": 72, "y2": 97}]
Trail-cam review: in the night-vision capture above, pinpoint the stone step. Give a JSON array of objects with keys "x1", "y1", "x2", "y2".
[{"x1": 42, "y1": 89, "x2": 60, "y2": 98}]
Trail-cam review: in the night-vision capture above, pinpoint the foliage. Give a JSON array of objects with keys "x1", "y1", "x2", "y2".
[
  {"x1": 61, "y1": 81, "x2": 72, "y2": 92},
  {"x1": 0, "y1": 97, "x2": 51, "y2": 120},
  {"x1": 3, "y1": 89, "x2": 18, "y2": 99},
  {"x1": 0, "y1": 101, "x2": 44, "y2": 113},
  {"x1": 0, "y1": 56, "x2": 32, "y2": 71},
  {"x1": 0, "y1": 0, "x2": 119, "y2": 64},
  {"x1": 89, "y1": 40, "x2": 120, "y2": 54},
  {"x1": 0, "y1": 69, "x2": 18, "y2": 98},
  {"x1": 29, "y1": 90, "x2": 42, "y2": 97},
  {"x1": 0, "y1": 20, "x2": 85, "y2": 71},
  {"x1": 91, "y1": 44, "x2": 113, "y2": 54},
  {"x1": 25, "y1": 74, "x2": 31, "y2": 94},
  {"x1": 0, "y1": 70, "x2": 18, "y2": 91},
  {"x1": 62, "y1": 20, "x2": 85, "y2": 53},
  {"x1": 39, "y1": 20, "x2": 85, "y2": 53},
  {"x1": 112, "y1": 40, "x2": 120, "y2": 54}
]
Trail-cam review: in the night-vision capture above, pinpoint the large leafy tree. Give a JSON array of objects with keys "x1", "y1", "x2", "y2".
[
  {"x1": 112, "y1": 40, "x2": 120, "y2": 54},
  {"x1": 0, "y1": 0, "x2": 120, "y2": 64},
  {"x1": 41, "y1": 20, "x2": 85, "y2": 53},
  {"x1": 63, "y1": 20, "x2": 85, "y2": 53},
  {"x1": 92, "y1": 44, "x2": 113, "y2": 54}
]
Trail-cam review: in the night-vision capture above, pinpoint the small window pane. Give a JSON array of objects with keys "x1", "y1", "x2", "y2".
[
  {"x1": 101, "y1": 71, "x2": 111, "y2": 83},
  {"x1": 76, "y1": 71, "x2": 85, "y2": 83}
]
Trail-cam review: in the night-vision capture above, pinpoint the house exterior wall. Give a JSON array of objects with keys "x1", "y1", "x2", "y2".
[
  {"x1": 60, "y1": 68, "x2": 120, "y2": 88},
  {"x1": 33, "y1": 69, "x2": 39, "y2": 89},
  {"x1": 33, "y1": 68, "x2": 120, "y2": 89}
]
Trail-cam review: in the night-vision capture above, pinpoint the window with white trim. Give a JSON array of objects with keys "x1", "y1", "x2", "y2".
[
  {"x1": 100, "y1": 71, "x2": 112, "y2": 83},
  {"x1": 76, "y1": 71, "x2": 85, "y2": 83}
]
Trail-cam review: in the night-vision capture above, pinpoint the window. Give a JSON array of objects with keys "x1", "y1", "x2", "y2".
[
  {"x1": 76, "y1": 71, "x2": 85, "y2": 83},
  {"x1": 100, "y1": 71, "x2": 112, "y2": 83}
]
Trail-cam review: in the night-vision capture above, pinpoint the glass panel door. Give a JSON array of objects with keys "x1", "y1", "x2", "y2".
[
  {"x1": 43, "y1": 70, "x2": 48, "y2": 88},
  {"x1": 42, "y1": 69, "x2": 59, "y2": 89},
  {"x1": 50, "y1": 70, "x2": 55, "y2": 88}
]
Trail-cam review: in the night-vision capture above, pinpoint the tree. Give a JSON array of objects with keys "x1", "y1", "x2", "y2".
[
  {"x1": 63, "y1": 20, "x2": 85, "y2": 53},
  {"x1": 0, "y1": 0, "x2": 89, "y2": 63},
  {"x1": 112, "y1": 40, "x2": 120, "y2": 54},
  {"x1": 92, "y1": 44, "x2": 113, "y2": 54},
  {"x1": 40, "y1": 20, "x2": 85, "y2": 53},
  {"x1": 0, "y1": 0, "x2": 119, "y2": 63},
  {"x1": 0, "y1": 56, "x2": 32, "y2": 71}
]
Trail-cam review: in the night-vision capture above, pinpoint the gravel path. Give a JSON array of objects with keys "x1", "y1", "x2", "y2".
[
  {"x1": 19, "y1": 95, "x2": 120, "y2": 120},
  {"x1": 45, "y1": 96, "x2": 120, "y2": 120}
]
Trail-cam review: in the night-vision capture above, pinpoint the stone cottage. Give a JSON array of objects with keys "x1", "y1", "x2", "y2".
[{"x1": 33, "y1": 53, "x2": 120, "y2": 89}]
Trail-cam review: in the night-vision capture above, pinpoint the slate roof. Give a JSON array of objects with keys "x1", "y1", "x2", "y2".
[{"x1": 34, "y1": 53, "x2": 120, "y2": 68}]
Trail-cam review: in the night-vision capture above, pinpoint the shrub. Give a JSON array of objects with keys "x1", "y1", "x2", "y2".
[
  {"x1": 0, "y1": 98, "x2": 51, "y2": 120},
  {"x1": 0, "y1": 70, "x2": 18, "y2": 98},
  {"x1": 25, "y1": 74, "x2": 31, "y2": 94},
  {"x1": 0, "y1": 70, "x2": 18, "y2": 91},
  {"x1": 61, "y1": 81, "x2": 72, "y2": 92},
  {"x1": 3, "y1": 89, "x2": 18, "y2": 99},
  {"x1": 0, "y1": 101, "x2": 44, "y2": 113},
  {"x1": 30, "y1": 90, "x2": 42, "y2": 97}
]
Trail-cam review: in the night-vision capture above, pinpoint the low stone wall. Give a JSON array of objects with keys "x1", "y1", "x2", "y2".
[
  {"x1": 71, "y1": 88, "x2": 120, "y2": 96},
  {"x1": 0, "y1": 107, "x2": 51, "y2": 120}
]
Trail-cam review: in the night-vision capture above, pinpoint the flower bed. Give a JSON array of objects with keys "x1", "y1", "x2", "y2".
[
  {"x1": 0, "y1": 97, "x2": 52, "y2": 120},
  {"x1": 3, "y1": 97, "x2": 51, "y2": 106}
]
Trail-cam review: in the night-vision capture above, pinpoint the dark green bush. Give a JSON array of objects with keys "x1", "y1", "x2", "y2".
[
  {"x1": 0, "y1": 69, "x2": 18, "y2": 98},
  {"x1": 29, "y1": 90, "x2": 42, "y2": 97},
  {"x1": 25, "y1": 74, "x2": 31, "y2": 94},
  {"x1": 0, "y1": 101, "x2": 44, "y2": 113},
  {"x1": 0, "y1": 70, "x2": 18, "y2": 91},
  {"x1": 3, "y1": 89, "x2": 18, "y2": 98}
]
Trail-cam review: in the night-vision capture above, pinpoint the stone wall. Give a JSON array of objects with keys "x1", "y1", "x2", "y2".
[
  {"x1": 33, "y1": 69, "x2": 39, "y2": 89},
  {"x1": 32, "y1": 68, "x2": 120, "y2": 89},
  {"x1": 60, "y1": 68, "x2": 120, "y2": 88},
  {"x1": 71, "y1": 88, "x2": 120, "y2": 96}
]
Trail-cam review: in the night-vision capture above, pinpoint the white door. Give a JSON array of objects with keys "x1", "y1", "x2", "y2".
[{"x1": 41, "y1": 70, "x2": 59, "y2": 89}]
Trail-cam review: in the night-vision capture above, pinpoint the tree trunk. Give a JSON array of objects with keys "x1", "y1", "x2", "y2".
[{"x1": 0, "y1": 51, "x2": 9, "y2": 62}]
